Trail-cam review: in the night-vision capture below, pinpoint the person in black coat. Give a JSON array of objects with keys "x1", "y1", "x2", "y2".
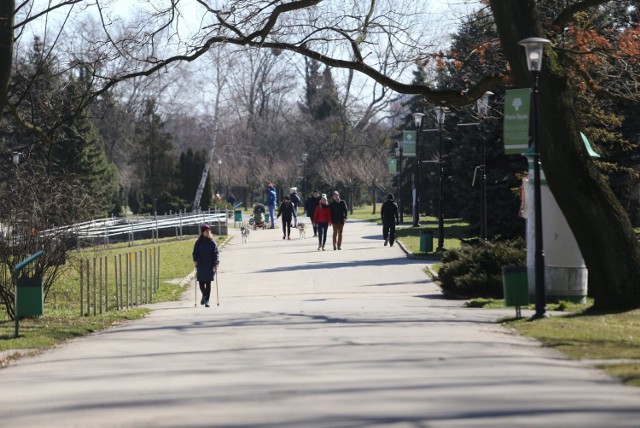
[
  {"x1": 304, "y1": 191, "x2": 321, "y2": 237},
  {"x1": 381, "y1": 193, "x2": 400, "y2": 247},
  {"x1": 277, "y1": 196, "x2": 297, "y2": 240},
  {"x1": 192, "y1": 224, "x2": 220, "y2": 307}
]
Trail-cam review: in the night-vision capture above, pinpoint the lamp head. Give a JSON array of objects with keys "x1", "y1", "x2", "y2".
[
  {"x1": 434, "y1": 106, "x2": 448, "y2": 125},
  {"x1": 12, "y1": 152, "x2": 21, "y2": 166},
  {"x1": 412, "y1": 112, "x2": 425, "y2": 128},
  {"x1": 218, "y1": 159, "x2": 222, "y2": 165},
  {"x1": 302, "y1": 153, "x2": 308, "y2": 161},
  {"x1": 518, "y1": 37, "x2": 551, "y2": 72},
  {"x1": 477, "y1": 91, "x2": 494, "y2": 117}
]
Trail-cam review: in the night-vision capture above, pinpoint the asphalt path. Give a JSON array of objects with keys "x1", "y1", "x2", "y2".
[{"x1": 1, "y1": 220, "x2": 640, "y2": 427}]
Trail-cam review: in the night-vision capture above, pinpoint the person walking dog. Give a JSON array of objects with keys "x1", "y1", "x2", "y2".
[
  {"x1": 277, "y1": 195, "x2": 297, "y2": 240},
  {"x1": 192, "y1": 224, "x2": 220, "y2": 307},
  {"x1": 381, "y1": 193, "x2": 400, "y2": 247}
]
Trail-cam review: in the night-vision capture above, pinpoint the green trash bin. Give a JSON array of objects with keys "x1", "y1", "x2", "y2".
[
  {"x1": 16, "y1": 276, "x2": 43, "y2": 317},
  {"x1": 234, "y1": 210, "x2": 242, "y2": 222},
  {"x1": 419, "y1": 230, "x2": 434, "y2": 252},
  {"x1": 265, "y1": 213, "x2": 270, "y2": 223},
  {"x1": 502, "y1": 266, "x2": 528, "y2": 318}
]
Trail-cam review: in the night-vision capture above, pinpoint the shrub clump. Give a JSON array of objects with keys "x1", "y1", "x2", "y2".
[{"x1": 438, "y1": 239, "x2": 526, "y2": 298}]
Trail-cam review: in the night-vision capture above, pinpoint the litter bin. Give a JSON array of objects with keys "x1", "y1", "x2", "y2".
[
  {"x1": 16, "y1": 276, "x2": 43, "y2": 317},
  {"x1": 502, "y1": 266, "x2": 528, "y2": 318},
  {"x1": 265, "y1": 213, "x2": 270, "y2": 223},
  {"x1": 419, "y1": 230, "x2": 434, "y2": 252}
]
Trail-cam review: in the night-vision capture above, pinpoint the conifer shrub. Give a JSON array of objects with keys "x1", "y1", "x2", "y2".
[{"x1": 438, "y1": 239, "x2": 526, "y2": 298}]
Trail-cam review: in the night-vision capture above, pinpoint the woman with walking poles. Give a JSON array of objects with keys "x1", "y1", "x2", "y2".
[
  {"x1": 192, "y1": 224, "x2": 220, "y2": 307},
  {"x1": 277, "y1": 195, "x2": 297, "y2": 240}
]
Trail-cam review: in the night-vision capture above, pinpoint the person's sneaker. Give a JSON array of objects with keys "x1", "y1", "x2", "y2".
[
  {"x1": 287, "y1": 236, "x2": 291, "y2": 240},
  {"x1": 338, "y1": 247, "x2": 341, "y2": 250},
  {"x1": 322, "y1": 246, "x2": 325, "y2": 251},
  {"x1": 200, "y1": 297, "x2": 205, "y2": 305},
  {"x1": 334, "y1": 244, "x2": 337, "y2": 250},
  {"x1": 384, "y1": 238, "x2": 388, "y2": 246},
  {"x1": 205, "y1": 302, "x2": 210, "y2": 307},
  {"x1": 283, "y1": 236, "x2": 286, "y2": 239},
  {"x1": 390, "y1": 242, "x2": 394, "y2": 247},
  {"x1": 318, "y1": 246, "x2": 321, "y2": 251},
  {"x1": 204, "y1": 299, "x2": 210, "y2": 307}
]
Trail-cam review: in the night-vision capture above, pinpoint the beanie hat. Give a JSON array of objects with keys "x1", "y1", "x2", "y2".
[
  {"x1": 333, "y1": 191, "x2": 340, "y2": 197},
  {"x1": 387, "y1": 193, "x2": 394, "y2": 200},
  {"x1": 200, "y1": 224, "x2": 211, "y2": 233}
]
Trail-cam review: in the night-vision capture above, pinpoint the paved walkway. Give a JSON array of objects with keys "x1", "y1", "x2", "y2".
[{"x1": 1, "y1": 220, "x2": 640, "y2": 427}]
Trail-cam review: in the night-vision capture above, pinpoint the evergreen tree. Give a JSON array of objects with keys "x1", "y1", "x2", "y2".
[{"x1": 132, "y1": 98, "x2": 175, "y2": 214}]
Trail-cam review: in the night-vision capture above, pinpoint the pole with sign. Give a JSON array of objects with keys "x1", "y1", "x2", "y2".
[{"x1": 503, "y1": 88, "x2": 531, "y2": 155}]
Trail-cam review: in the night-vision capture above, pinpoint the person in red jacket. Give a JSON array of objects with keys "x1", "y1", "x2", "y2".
[{"x1": 312, "y1": 194, "x2": 333, "y2": 251}]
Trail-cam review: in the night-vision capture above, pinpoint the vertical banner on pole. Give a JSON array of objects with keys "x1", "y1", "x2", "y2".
[
  {"x1": 503, "y1": 88, "x2": 531, "y2": 155},
  {"x1": 388, "y1": 158, "x2": 397, "y2": 174},
  {"x1": 402, "y1": 131, "x2": 417, "y2": 157}
]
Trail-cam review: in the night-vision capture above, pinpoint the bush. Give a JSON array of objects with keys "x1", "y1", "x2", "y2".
[{"x1": 438, "y1": 239, "x2": 526, "y2": 298}]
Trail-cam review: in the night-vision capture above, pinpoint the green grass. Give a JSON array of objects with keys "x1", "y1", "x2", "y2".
[
  {"x1": 467, "y1": 298, "x2": 593, "y2": 312},
  {"x1": 508, "y1": 308, "x2": 640, "y2": 386},
  {"x1": 1, "y1": 235, "x2": 228, "y2": 356}
]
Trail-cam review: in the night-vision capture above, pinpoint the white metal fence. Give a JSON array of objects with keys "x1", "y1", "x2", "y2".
[{"x1": 40, "y1": 209, "x2": 230, "y2": 247}]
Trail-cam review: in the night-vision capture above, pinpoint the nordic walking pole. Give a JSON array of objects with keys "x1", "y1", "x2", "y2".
[
  {"x1": 194, "y1": 270, "x2": 197, "y2": 308},
  {"x1": 215, "y1": 268, "x2": 220, "y2": 307}
]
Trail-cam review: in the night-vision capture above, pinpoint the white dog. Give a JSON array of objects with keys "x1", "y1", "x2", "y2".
[
  {"x1": 297, "y1": 219, "x2": 306, "y2": 239},
  {"x1": 240, "y1": 224, "x2": 250, "y2": 243}
]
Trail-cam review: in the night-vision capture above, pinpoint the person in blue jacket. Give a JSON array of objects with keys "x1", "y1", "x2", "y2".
[
  {"x1": 192, "y1": 224, "x2": 220, "y2": 307},
  {"x1": 266, "y1": 182, "x2": 277, "y2": 229}
]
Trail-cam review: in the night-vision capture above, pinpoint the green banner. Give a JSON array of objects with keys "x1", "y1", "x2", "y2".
[
  {"x1": 388, "y1": 158, "x2": 397, "y2": 174},
  {"x1": 503, "y1": 88, "x2": 531, "y2": 155},
  {"x1": 403, "y1": 131, "x2": 416, "y2": 157}
]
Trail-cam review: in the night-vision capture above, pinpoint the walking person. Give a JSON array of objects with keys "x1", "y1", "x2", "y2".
[
  {"x1": 289, "y1": 187, "x2": 301, "y2": 227},
  {"x1": 381, "y1": 193, "x2": 400, "y2": 247},
  {"x1": 329, "y1": 191, "x2": 349, "y2": 250},
  {"x1": 266, "y1": 182, "x2": 277, "y2": 229},
  {"x1": 312, "y1": 194, "x2": 332, "y2": 251},
  {"x1": 305, "y1": 190, "x2": 321, "y2": 237},
  {"x1": 192, "y1": 224, "x2": 220, "y2": 307},
  {"x1": 277, "y1": 196, "x2": 297, "y2": 240}
]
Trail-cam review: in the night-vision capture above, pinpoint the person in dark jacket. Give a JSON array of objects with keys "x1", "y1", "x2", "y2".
[
  {"x1": 192, "y1": 224, "x2": 220, "y2": 307},
  {"x1": 304, "y1": 191, "x2": 321, "y2": 237},
  {"x1": 312, "y1": 194, "x2": 333, "y2": 251},
  {"x1": 381, "y1": 193, "x2": 400, "y2": 247},
  {"x1": 329, "y1": 191, "x2": 348, "y2": 250},
  {"x1": 289, "y1": 187, "x2": 301, "y2": 227},
  {"x1": 277, "y1": 196, "x2": 297, "y2": 240}
]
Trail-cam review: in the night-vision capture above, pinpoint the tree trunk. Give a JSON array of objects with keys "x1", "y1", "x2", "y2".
[
  {"x1": 0, "y1": 0, "x2": 14, "y2": 117},
  {"x1": 490, "y1": 0, "x2": 640, "y2": 310}
]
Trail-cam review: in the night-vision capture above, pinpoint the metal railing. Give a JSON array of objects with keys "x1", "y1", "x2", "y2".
[{"x1": 39, "y1": 209, "x2": 230, "y2": 247}]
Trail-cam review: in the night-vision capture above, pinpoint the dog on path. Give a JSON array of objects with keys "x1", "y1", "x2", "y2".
[
  {"x1": 297, "y1": 220, "x2": 306, "y2": 239},
  {"x1": 240, "y1": 224, "x2": 250, "y2": 243}
]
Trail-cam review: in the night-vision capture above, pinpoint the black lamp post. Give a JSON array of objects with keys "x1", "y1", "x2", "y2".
[
  {"x1": 411, "y1": 113, "x2": 425, "y2": 227},
  {"x1": 217, "y1": 159, "x2": 222, "y2": 195},
  {"x1": 476, "y1": 91, "x2": 493, "y2": 241},
  {"x1": 519, "y1": 37, "x2": 550, "y2": 319},
  {"x1": 302, "y1": 153, "x2": 308, "y2": 199},
  {"x1": 395, "y1": 142, "x2": 403, "y2": 223},
  {"x1": 434, "y1": 106, "x2": 446, "y2": 251}
]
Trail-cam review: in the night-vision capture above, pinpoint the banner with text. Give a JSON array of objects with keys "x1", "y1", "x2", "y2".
[
  {"x1": 388, "y1": 158, "x2": 397, "y2": 174},
  {"x1": 402, "y1": 131, "x2": 416, "y2": 157},
  {"x1": 503, "y1": 88, "x2": 531, "y2": 155}
]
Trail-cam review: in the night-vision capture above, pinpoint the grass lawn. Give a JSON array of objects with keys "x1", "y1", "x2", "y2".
[
  {"x1": 1, "y1": 235, "x2": 227, "y2": 356},
  {"x1": 508, "y1": 309, "x2": 640, "y2": 386}
]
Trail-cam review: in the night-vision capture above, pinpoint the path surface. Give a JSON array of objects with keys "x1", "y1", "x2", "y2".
[{"x1": 1, "y1": 220, "x2": 640, "y2": 427}]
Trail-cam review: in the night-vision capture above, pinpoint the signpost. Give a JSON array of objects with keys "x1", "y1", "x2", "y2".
[{"x1": 402, "y1": 131, "x2": 416, "y2": 157}]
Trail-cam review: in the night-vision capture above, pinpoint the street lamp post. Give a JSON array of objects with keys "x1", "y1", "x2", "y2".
[
  {"x1": 412, "y1": 113, "x2": 425, "y2": 227},
  {"x1": 217, "y1": 159, "x2": 222, "y2": 196},
  {"x1": 476, "y1": 91, "x2": 493, "y2": 241},
  {"x1": 434, "y1": 107, "x2": 446, "y2": 251},
  {"x1": 519, "y1": 37, "x2": 551, "y2": 319},
  {"x1": 302, "y1": 153, "x2": 308, "y2": 199},
  {"x1": 395, "y1": 142, "x2": 403, "y2": 223}
]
